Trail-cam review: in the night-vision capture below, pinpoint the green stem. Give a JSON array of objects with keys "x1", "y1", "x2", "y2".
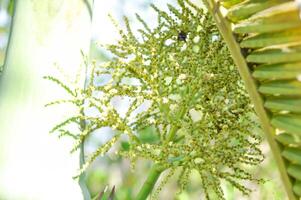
[
  {"x1": 203, "y1": 1, "x2": 296, "y2": 200},
  {"x1": 79, "y1": 142, "x2": 91, "y2": 200},
  {"x1": 166, "y1": 125, "x2": 179, "y2": 142},
  {"x1": 136, "y1": 164, "x2": 165, "y2": 200},
  {"x1": 78, "y1": 58, "x2": 91, "y2": 200},
  {"x1": 135, "y1": 119, "x2": 180, "y2": 200},
  {"x1": 166, "y1": 107, "x2": 186, "y2": 141}
]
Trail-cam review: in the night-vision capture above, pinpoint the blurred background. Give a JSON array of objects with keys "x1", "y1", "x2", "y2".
[{"x1": 0, "y1": 0, "x2": 288, "y2": 199}]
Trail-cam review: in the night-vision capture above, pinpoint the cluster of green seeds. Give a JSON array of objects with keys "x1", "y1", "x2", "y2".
[{"x1": 46, "y1": 0, "x2": 264, "y2": 199}]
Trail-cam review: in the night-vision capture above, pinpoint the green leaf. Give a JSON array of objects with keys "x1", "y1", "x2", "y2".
[
  {"x1": 293, "y1": 181, "x2": 301, "y2": 197},
  {"x1": 287, "y1": 164, "x2": 301, "y2": 180},
  {"x1": 265, "y1": 98, "x2": 301, "y2": 113},
  {"x1": 282, "y1": 147, "x2": 301, "y2": 165},
  {"x1": 205, "y1": 0, "x2": 301, "y2": 198},
  {"x1": 247, "y1": 47, "x2": 301, "y2": 64},
  {"x1": 221, "y1": 0, "x2": 245, "y2": 8},
  {"x1": 253, "y1": 62, "x2": 301, "y2": 80},
  {"x1": 241, "y1": 28, "x2": 301, "y2": 48},
  {"x1": 276, "y1": 133, "x2": 301, "y2": 146},
  {"x1": 259, "y1": 80, "x2": 301, "y2": 96},
  {"x1": 234, "y1": 2, "x2": 301, "y2": 34},
  {"x1": 271, "y1": 115, "x2": 301, "y2": 136},
  {"x1": 227, "y1": 0, "x2": 286, "y2": 23}
]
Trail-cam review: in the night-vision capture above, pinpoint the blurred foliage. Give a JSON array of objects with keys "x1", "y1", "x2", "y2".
[
  {"x1": 90, "y1": 41, "x2": 110, "y2": 63},
  {"x1": 0, "y1": 0, "x2": 14, "y2": 16},
  {"x1": 138, "y1": 126, "x2": 160, "y2": 144},
  {"x1": 91, "y1": 185, "x2": 115, "y2": 200},
  {"x1": 0, "y1": 0, "x2": 13, "y2": 71}
]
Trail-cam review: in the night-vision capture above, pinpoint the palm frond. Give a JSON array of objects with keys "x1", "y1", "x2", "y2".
[{"x1": 204, "y1": 0, "x2": 301, "y2": 198}]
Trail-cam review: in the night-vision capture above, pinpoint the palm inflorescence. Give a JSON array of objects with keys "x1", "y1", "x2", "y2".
[{"x1": 46, "y1": 0, "x2": 267, "y2": 199}]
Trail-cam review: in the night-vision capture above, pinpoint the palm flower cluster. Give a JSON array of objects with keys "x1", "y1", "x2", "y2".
[{"x1": 46, "y1": 0, "x2": 264, "y2": 199}]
